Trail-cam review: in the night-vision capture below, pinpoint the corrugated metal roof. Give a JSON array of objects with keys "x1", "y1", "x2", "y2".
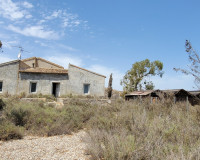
[
  {"x1": 189, "y1": 90, "x2": 200, "y2": 95},
  {"x1": 125, "y1": 90, "x2": 155, "y2": 96},
  {"x1": 19, "y1": 67, "x2": 68, "y2": 74}
]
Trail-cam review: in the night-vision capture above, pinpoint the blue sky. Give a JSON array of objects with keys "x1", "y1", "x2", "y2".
[{"x1": 0, "y1": 0, "x2": 199, "y2": 91}]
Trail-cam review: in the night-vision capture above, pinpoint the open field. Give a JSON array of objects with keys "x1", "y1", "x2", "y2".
[{"x1": 1, "y1": 97, "x2": 200, "y2": 159}]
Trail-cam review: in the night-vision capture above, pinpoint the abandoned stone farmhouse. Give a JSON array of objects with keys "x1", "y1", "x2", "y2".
[{"x1": 0, "y1": 57, "x2": 106, "y2": 97}]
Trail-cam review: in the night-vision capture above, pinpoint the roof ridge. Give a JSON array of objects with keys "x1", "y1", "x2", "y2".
[
  {"x1": 37, "y1": 57, "x2": 64, "y2": 69},
  {"x1": 0, "y1": 59, "x2": 19, "y2": 67},
  {"x1": 22, "y1": 57, "x2": 64, "y2": 69},
  {"x1": 26, "y1": 67, "x2": 68, "y2": 70},
  {"x1": 69, "y1": 63, "x2": 106, "y2": 78}
]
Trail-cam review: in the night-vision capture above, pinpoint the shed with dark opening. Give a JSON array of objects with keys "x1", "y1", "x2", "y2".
[
  {"x1": 162, "y1": 89, "x2": 200, "y2": 106},
  {"x1": 125, "y1": 90, "x2": 161, "y2": 101}
]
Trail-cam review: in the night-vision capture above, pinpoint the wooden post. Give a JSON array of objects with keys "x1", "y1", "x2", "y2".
[
  {"x1": 174, "y1": 96, "x2": 176, "y2": 104},
  {"x1": 150, "y1": 97, "x2": 152, "y2": 104},
  {"x1": 186, "y1": 96, "x2": 189, "y2": 112}
]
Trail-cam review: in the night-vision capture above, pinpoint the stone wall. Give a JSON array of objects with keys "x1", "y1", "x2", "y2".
[
  {"x1": 0, "y1": 60, "x2": 105, "y2": 97},
  {"x1": 68, "y1": 64, "x2": 105, "y2": 96},
  {"x1": 0, "y1": 61, "x2": 19, "y2": 95},
  {"x1": 18, "y1": 65, "x2": 105, "y2": 97},
  {"x1": 18, "y1": 73, "x2": 69, "y2": 95}
]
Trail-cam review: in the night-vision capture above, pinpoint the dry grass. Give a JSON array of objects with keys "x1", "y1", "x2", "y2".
[
  {"x1": 1, "y1": 97, "x2": 200, "y2": 159},
  {"x1": 85, "y1": 99, "x2": 200, "y2": 160},
  {"x1": 0, "y1": 97, "x2": 97, "y2": 138}
]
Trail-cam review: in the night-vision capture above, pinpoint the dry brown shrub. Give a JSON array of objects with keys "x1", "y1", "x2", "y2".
[{"x1": 85, "y1": 99, "x2": 200, "y2": 160}]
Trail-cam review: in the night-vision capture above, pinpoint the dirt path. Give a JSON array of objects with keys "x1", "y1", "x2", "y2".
[{"x1": 0, "y1": 130, "x2": 90, "y2": 160}]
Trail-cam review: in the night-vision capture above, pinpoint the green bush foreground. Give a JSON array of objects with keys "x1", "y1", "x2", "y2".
[{"x1": 1, "y1": 97, "x2": 200, "y2": 159}]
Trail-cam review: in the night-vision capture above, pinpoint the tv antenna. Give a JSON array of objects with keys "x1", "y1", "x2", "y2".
[{"x1": 11, "y1": 46, "x2": 30, "y2": 60}]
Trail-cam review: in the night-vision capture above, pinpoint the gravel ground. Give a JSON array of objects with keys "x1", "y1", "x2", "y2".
[{"x1": 0, "y1": 130, "x2": 90, "y2": 160}]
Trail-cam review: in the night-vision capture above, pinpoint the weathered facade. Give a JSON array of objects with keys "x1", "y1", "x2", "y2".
[{"x1": 0, "y1": 57, "x2": 106, "y2": 97}]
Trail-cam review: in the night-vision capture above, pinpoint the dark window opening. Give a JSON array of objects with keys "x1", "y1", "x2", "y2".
[
  {"x1": 0, "y1": 82, "x2": 2, "y2": 92},
  {"x1": 84, "y1": 84, "x2": 90, "y2": 94},
  {"x1": 30, "y1": 82, "x2": 37, "y2": 93}
]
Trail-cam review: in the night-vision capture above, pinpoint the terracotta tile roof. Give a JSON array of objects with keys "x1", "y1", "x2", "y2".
[
  {"x1": 69, "y1": 64, "x2": 106, "y2": 78},
  {"x1": 19, "y1": 67, "x2": 68, "y2": 74}
]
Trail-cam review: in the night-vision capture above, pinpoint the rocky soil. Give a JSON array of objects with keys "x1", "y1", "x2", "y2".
[{"x1": 0, "y1": 130, "x2": 90, "y2": 160}]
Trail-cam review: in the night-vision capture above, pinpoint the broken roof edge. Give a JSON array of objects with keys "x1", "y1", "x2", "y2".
[
  {"x1": 19, "y1": 67, "x2": 68, "y2": 74},
  {"x1": 0, "y1": 59, "x2": 19, "y2": 67},
  {"x1": 22, "y1": 57, "x2": 64, "y2": 69},
  {"x1": 69, "y1": 63, "x2": 106, "y2": 78},
  {"x1": 125, "y1": 89, "x2": 196, "y2": 96},
  {"x1": 125, "y1": 89, "x2": 161, "y2": 96}
]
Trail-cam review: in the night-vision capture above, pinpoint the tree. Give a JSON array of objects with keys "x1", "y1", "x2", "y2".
[
  {"x1": 144, "y1": 81, "x2": 155, "y2": 90},
  {"x1": 107, "y1": 73, "x2": 113, "y2": 99},
  {"x1": 174, "y1": 40, "x2": 200, "y2": 88},
  {"x1": 121, "y1": 59, "x2": 163, "y2": 92}
]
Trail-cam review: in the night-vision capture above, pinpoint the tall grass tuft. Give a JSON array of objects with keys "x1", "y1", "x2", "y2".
[{"x1": 85, "y1": 99, "x2": 200, "y2": 160}]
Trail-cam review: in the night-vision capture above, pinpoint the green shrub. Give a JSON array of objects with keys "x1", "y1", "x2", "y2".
[
  {"x1": 8, "y1": 108, "x2": 30, "y2": 126},
  {"x1": 0, "y1": 120, "x2": 23, "y2": 141},
  {"x1": 2, "y1": 99, "x2": 97, "y2": 136},
  {"x1": 2, "y1": 96, "x2": 200, "y2": 160},
  {"x1": 0, "y1": 98, "x2": 5, "y2": 110}
]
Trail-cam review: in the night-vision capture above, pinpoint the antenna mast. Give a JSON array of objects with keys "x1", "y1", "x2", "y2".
[{"x1": 11, "y1": 46, "x2": 30, "y2": 60}]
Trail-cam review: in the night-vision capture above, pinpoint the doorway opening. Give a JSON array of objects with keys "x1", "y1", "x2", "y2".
[{"x1": 52, "y1": 82, "x2": 60, "y2": 97}]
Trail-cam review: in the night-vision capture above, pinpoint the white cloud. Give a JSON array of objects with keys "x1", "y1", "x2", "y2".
[
  {"x1": 22, "y1": 1, "x2": 33, "y2": 9},
  {"x1": 0, "y1": 1, "x2": 88, "y2": 40},
  {"x1": 25, "y1": 14, "x2": 32, "y2": 19},
  {"x1": 42, "y1": 10, "x2": 82, "y2": 29},
  {"x1": 44, "y1": 10, "x2": 83, "y2": 28},
  {"x1": 1, "y1": 40, "x2": 18, "y2": 49},
  {"x1": 38, "y1": 19, "x2": 46, "y2": 24},
  {"x1": 46, "y1": 55, "x2": 82, "y2": 68},
  {"x1": 0, "y1": 0, "x2": 32, "y2": 20},
  {"x1": 86, "y1": 65, "x2": 124, "y2": 91},
  {"x1": 57, "y1": 44, "x2": 78, "y2": 52},
  {"x1": 34, "y1": 40, "x2": 48, "y2": 47},
  {"x1": 8, "y1": 25, "x2": 59, "y2": 40},
  {"x1": 45, "y1": 10, "x2": 62, "y2": 20}
]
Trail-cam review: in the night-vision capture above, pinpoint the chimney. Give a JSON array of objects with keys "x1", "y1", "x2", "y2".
[{"x1": 32, "y1": 63, "x2": 35, "y2": 68}]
